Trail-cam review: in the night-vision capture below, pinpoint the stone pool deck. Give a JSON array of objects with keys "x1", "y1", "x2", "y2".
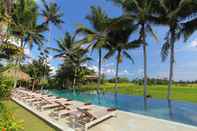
[{"x1": 11, "y1": 97, "x2": 197, "y2": 131}]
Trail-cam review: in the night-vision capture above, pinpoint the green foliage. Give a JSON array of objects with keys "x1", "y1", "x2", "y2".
[
  {"x1": 2, "y1": 101, "x2": 55, "y2": 131},
  {"x1": 41, "y1": 0, "x2": 64, "y2": 26},
  {"x1": 0, "y1": 102, "x2": 24, "y2": 131},
  {"x1": 21, "y1": 58, "x2": 51, "y2": 89},
  {"x1": 22, "y1": 58, "x2": 51, "y2": 80},
  {"x1": 0, "y1": 43, "x2": 24, "y2": 60},
  {"x1": 108, "y1": 77, "x2": 130, "y2": 83},
  {"x1": 0, "y1": 75, "x2": 14, "y2": 99}
]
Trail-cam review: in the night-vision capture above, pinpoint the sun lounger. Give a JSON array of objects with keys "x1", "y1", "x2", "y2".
[
  {"x1": 41, "y1": 99, "x2": 72, "y2": 111},
  {"x1": 51, "y1": 104, "x2": 94, "y2": 120},
  {"x1": 73, "y1": 108, "x2": 117, "y2": 131},
  {"x1": 32, "y1": 96, "x2": 57, "y2": 107}
]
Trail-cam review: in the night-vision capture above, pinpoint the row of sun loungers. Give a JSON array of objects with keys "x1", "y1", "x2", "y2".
[{"x1": 12, "y1": 88, "x2": 117, "y2": 131}]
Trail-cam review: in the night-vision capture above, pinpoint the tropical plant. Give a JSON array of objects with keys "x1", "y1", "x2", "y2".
[
  {"x1": 111, "y1": 0, "x2": 159, "y2": 103},
  {"x1": 75, "y1": 6, "x2": 110, "y2": 93},
  {"x1": 40, "y1": 0, "x2": 63, "y2": 82},
  {"x1": 2, "y1": 0, "x2": 47, "y2": 89},
  {"x1": 159, "y1": 0, "x2": 197, "y2": 100},
  {"x1": 50, "y1": 32, "x2": 91, "y2": 89},
  {"x1": 104, "y1": 17, "x2": 140, "y2": 93},
  {"x1": 0, "y1": 103, "x2": 24, "y2": 131},
  {"x1": 9, "y1": 0, "x2": 46, "y2": 50},
  {"x1": 41, "y1": 0, "x2": 63, "y2": 48},
  {"x1": 0, "y1": 43, "x2": 24, "y2": 60},
  {"x1": 0, "y1": 75, "x2": 14, "y2": 100},
  {"x1": 21, "y1": 58, "x2": 51, "y2": 90},
  {"x1": 41, "y1": 0, "x2": 64, "y2": 32}
]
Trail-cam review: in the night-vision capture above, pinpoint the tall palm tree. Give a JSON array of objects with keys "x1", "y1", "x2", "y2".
[
  {"x1": 7, "y1": 0, "x2": 47, "y2": 88},
  {"x1": 41, "y1": 0, "x2": 63, "y2": 46},
  {"x1": 50, "y1": 32, "x2": 91, "y2": 90},
  {"x1": 159, "y1": 0, "x2": 197, "y2": 100},
  {"x1": 41, "y1": 0, "x2": 63, "y2": 81},
  {"x1": 111, "y1": 0, "x2": 159, "y2": 104},
  {"x1": 75, "y1": 6, "x2": 110, "y2": 94},
  {"x1": 10, "y1": 0, "x2": 47, "y2": 49},
  {"x1": 50, "y1": 32, "x2": 75, "y2": 59},
  {"x1": 104, "y1": 18, "x2": 140, "y2": 93}
]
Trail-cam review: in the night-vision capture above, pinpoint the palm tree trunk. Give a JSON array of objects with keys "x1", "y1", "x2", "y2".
[
  {"x1": 4, "y1": 0, "x2": 12, "y2": 15},
  {"x1": 72, "y1": 68, "x2": 76, "y2": 91},
  {"x1": 141, "y1": 23, "x2": 148, "y2": 108},
  {"x1": 115, "y1": 51, "x2": 120, "y2": 93},
  {"x1": 143, "y1": 43, "x2": 148, "y2": 105},
  {"x1": 43, "y1": 24, "x2": 51, "y2": 82},
  {"x1": 168, "y1": 29, "x2": 175, "y2": 100},
  {"x1": 32, "y1": 80, "x2": 35, "y2": 91},
  {"x1": 97, "y1": 48, "x2": 102, "y2": 94},
  {"x1": 13, "y1": 38, "x2": 23, "y2": 89}
]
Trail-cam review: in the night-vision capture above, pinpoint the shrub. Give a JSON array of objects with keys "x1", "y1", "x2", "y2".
[
  {"x1": 0, "y1": 76, "x2": 14, "y2": 99},
  {"x1": 0, "y1": 75, "x2": 14, "y2": 100},
  {"x1": 0, "y1": 103, "x2": 24, "y2": 131}
]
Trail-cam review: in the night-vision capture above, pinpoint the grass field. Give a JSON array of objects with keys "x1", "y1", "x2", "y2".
[
  {"x1": 81, "y1": 83, "x2": 197, "y2": 103},
  {"x1": 2, "y1": 100, "x2": 57, "y2": 131}
]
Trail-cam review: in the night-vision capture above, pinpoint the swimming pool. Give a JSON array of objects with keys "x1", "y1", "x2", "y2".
[{"x1": 47, "y1": 90, "x2": 197, "y2": 127}]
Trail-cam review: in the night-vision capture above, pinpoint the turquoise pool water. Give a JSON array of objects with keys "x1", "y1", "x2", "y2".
[{"x1": 48, "y1": 90, "x2": 197, "y2": 127}]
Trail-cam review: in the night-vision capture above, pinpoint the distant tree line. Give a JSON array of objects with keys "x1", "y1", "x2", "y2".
[{"x1": 107, "y1": 77, "x2": 197, "y2": 85}]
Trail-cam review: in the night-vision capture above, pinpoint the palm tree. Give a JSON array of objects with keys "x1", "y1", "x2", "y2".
[
  {"x1": 50, "y1": 32, "x2": 75, "y2": 59},
  {"x1": 10, "y1": 0, "x2": 47, "y2": 49},
  {"x1": 41, "y1": 0, "x2": 63, "y2": 82},
  {"x1": 50, "y1": 32, "x2": 91, "y2": 90},
  {"x1": 41, "y1": 0, "x2": 63, "y2": 46},
  {"x1": 6, "y1": 0, "x2": 47, "y2": 88},
  {"x1": 104, "y1": 17, "x2": 140, "y2": 93},
  {"x1": 159, "y1": 0, "x2": 197, "y2": 100},
  {"x1": 75, "y1": 6, "x2": 110, "y2": 94},
  {"x1": 111, "y1": 0, "x2": 159, "y2": 104}
]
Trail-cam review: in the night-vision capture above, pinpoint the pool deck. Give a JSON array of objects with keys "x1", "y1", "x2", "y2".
[{"x1": 11, "y1": 97, "x2": 197, "y2": 131}]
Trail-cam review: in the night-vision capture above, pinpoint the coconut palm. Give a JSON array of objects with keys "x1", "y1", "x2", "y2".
[
  {"x1": 41, "y1": 0, "x2": 63, "y2": 82},
  {"x1": 104, "y1": 18, "x2": 140, "y2": 93},
  {"x1": 5, "y1": 0, "x2": 47, "y2": 88},
  {"x1": 159, "y1": 0, "x2": 197, "y2": 100},
  {"x1": 75, "y1": 6, "x2": 110, "y2": 94},
  {"x1": 10, "y1": 0, "x2": 47, "y2": 49},
  {"x1": 41, "y1": 0, "x2": 63, "y2": 45},
  {"x1": 50, "y1": 32, "x2": 91, "y2": 89},
  {"x1": 111, "y1": 0, "x2": 159, "y2": 104},
  {"x1": 50, "y1": 32, "x2": 75, "y2": 59}
]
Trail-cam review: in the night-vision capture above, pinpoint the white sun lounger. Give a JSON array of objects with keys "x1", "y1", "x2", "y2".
[
  {"x1": 41, "y1": 100, "x2": 72, "y2": 111},
  {"x1": 74, "y1": 108, "x2": 117, "y2": 131},
  {"x1": 53, "y1": 104, "x2": 94, "y2": 119}
]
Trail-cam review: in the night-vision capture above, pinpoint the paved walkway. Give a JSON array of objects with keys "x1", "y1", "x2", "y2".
[{"x1": 12, "y1": 97, "x2": 197, "y2": 131}]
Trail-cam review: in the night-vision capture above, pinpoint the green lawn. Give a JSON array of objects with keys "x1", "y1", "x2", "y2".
[
  {"x1": 81, "y1": 83, "x2": 197, "y2": 103},
  {"x1": 2, "y1": 100, "x2": 57, "y2": 131}
]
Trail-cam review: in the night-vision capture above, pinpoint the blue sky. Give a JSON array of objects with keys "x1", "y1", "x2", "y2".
[{"x1": 32, "y1": 0, "x2": 197, "y2": 81}]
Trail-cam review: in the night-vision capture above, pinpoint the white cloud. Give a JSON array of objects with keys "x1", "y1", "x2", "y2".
[
  {"x1": 47, "y1": 55, "x2": 53, "y2": 63},
  {"x1": 190, "y1": 40, "x2": 197, "y2": 47},
  {"x1": 24, "y1": 48, "x2": 31, "y2": 56},
  {"x1": 48, "y1": 64, "x2": 57, "y2": 76},
  {"x1": 176, "y1": 39, "x2": 197, "y2": 53}
]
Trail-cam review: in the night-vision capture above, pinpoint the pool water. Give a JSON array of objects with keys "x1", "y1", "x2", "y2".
[{"x1": 48, "y1": 90, "x2": 197, "y2": 127}]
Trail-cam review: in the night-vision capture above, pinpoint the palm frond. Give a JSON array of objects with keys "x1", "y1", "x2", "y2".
[
  {"x1": 123, "y1": 51, "x2": 134, "y2": 64},
  {"x1": 181, "y1": 18, "x2": 197, "y2": 41},
  {"x1": 161, "y1": 40, "x2": 170, "y2": 62},
  {"x1": 104, "y1": 48, "x2": 115, "y2": 60},
  {"x1": 146, "y1": 24, "x2": 159, "y2": 43}
]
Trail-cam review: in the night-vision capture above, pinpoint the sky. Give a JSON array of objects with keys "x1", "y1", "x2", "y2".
[{"x1": 31, "y1": 0, "x2": 197, "y2": 81}]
